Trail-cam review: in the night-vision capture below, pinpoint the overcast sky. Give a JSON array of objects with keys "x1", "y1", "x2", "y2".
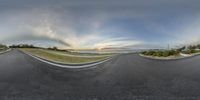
[{"x1": 0, "y1": 0, "x2": 200, "y2": 50}]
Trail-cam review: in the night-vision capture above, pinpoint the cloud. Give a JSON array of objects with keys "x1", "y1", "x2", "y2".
[
  {"x1": 168, "y1": 15, "x2": 200, "y2": 47},
  {"x1": 93, "y1": 38, "x2": 143, "y2": 49},
  {"x1": 0, "y1": 9, "x2": 143, "y2": 49},
  {"x1": 1, "y1": 0, "x2": 200, "y2": 50}
]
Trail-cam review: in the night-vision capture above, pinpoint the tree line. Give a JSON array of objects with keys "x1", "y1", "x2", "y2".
[
  {"x1": 9, "y1": 44, "x2": 37, "y2": 48},
  {"x1": 9, "y1": 44, "x2": 70, "y2": 52}
]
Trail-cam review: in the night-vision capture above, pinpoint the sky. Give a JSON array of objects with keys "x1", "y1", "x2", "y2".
[{"x1": 0, "y1": 0, "x2": 200, "y2": 50}]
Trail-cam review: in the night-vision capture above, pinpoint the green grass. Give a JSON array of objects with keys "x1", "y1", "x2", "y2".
[
  {"x1": 141, "y1": 50, "x2": 180, "y2": 57},
  {"x1": 42, "y1": 49, "x2": 113, "y2": 57},
  {"x1": 141, "y1": 49, "x2": 200, "y2": 58},
  {"x1": 21, "y1": 48, "x2": 112, "y2": 64},
  {"x1": 182, "y1": 49, "x2": 200, "y2": 54}
]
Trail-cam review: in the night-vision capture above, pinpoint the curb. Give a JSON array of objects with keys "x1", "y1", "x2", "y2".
[
  {"x1": 22, "y1": 51, "x2": 114, "y2": 69},
  {"x1": 139, "y1": 53, "x2": 200, "y2": 61}
]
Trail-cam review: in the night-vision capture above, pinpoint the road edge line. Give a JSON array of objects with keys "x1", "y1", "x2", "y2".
[{"x1": 21, "y1": 51, "x2": 113, "y2": 69}]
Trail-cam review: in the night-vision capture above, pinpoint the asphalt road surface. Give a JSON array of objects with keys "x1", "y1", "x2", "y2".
[{"x1": 1, "y1": 49, "x2": 200, "y2": 100}]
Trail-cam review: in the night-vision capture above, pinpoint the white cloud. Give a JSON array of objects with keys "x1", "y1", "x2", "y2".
[
  {"x1": 0, "y1": 10, "x2": 143, "y2": 50},
  {"x1": 171, "y1": 15, "x2": 200, "y2": 46}
]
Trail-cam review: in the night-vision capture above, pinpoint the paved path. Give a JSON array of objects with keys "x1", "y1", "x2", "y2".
[{"x1": 1, "y1": 49, "x2": 200, "y2": 100}]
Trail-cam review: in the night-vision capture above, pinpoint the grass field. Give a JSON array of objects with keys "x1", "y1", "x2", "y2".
[
  {"x1": 21, "y1": 48, "x2": 112, "y2": 64},
  {"x1": 42, "y1": 49, "x2": 113, "y2": 57}
]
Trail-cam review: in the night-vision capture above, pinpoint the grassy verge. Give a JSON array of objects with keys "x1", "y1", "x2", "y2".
[
  {"x1": 21, "y1": 48, "x2": 112, "y2": 64},
  {"x1": 141, "y1": 50, "x2": 180, "y2": 57},
  {"x1": 182, "y1": 49, "x2": 200, "y2": 55},
  {"x1": 41, "y1": 49, "x2": 113, "y2": 57},
  {"x1": 140, "y1": 49, "x2": 200, "y2": 60}
]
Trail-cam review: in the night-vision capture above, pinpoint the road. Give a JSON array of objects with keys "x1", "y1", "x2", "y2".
[{"x1": 1, "y1": 49, "x2": 200, "y2": 100}]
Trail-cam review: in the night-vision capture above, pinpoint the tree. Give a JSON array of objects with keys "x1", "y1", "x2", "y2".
[{"x1": 177, "y1": 46, "x2": 186, "y2": 52}]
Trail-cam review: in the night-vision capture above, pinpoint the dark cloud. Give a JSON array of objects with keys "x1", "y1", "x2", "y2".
[{"x1": 1, "y1": 0, "x2": 200, "y2": 12}]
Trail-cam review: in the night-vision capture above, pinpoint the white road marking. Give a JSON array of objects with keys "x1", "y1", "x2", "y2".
[{"x1": 24, "y1": 52, "x2": 113, "y2": 69}]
